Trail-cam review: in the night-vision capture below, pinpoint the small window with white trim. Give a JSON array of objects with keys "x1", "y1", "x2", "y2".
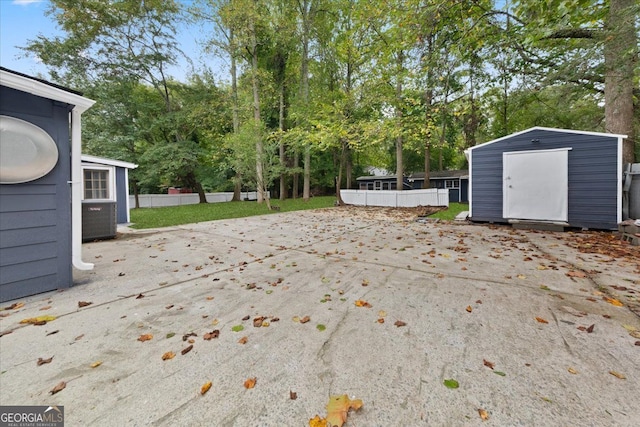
[
  {"x1": 83, "y1": 167, "x2": 114, "y2": 200},
  {"x1": 444, "y1": 179, "x2": 459, "y2": 189}
]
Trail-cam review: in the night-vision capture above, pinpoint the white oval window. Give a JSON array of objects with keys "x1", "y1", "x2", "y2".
[{"x1": 0, "y1": 115, "x2": 59, "y2": 184}]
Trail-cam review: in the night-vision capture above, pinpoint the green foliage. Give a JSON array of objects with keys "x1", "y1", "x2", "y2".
[{"x1": 428, "y1": 203, "x2": 469, "y2": 221}]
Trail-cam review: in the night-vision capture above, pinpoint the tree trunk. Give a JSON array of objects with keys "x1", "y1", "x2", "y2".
[
  {"x1": 604, "y1": 0, "x2": 637, "y2": 164},
  {"x1": 300, "y1": 0, "x2": 313, "y2": 201},
  {"x1": 230, "y1": 29, "x2": 242, "y2": 202},
  {"x1": 293, "y1": 151, "x2": 299, "y2": 198},
  {"x1": 249, "y1": 16, "x2": 265, "y2": 204},
  {"x1": 423, "y1": 87, "x2": 433, "y2": 189},
  {"x1": 396, "y1": 51, "x2": 404, "y2": 191},
  {"x1": 279, "y1": 82, "x2": 287, "y2": 200},
  {"x1": 335, "y1": 141, "x2": 346, "y2": 206},
  {"x1": 133, "y1": 181, "x2": 140, "y2": 209}
]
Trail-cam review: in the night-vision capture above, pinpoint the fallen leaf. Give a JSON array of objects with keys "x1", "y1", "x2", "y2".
[
  {"x1": 483, "y1": 359, "x2": 494, "y2": 370},
  {"x1": 493, "y1": 371, "x2": 506, "y2": 376},
  {"x1": 586, "y1": 324, "x2": 595, "y2": 333},
  {"x1": 166, "y1": 332, "x2": 176, "y2": 339},
  {"x1": 566, "y1": 271, "x2": 587, "y2": 278},
  {"x1": 478, "y1": 408, "x2": 489, "y2": 421},
  {"x1": 535, "y1": 317, "x2": 549, "y2": 324},
  {"x1": 20, "y1": 315, "x2": 57, "y2": 325},
  {"x1": 206, "y1": 296, "x2": 214, "y2": 300},
  {"x1": 50, "y1": 381, "x2": 66, "y2": 395},
  {"x1": 517, "y1": 274, "x2": 526, "y2": 279},
  {"x1": 181, "y1": 345, "x2": 193, "y2": 355},
  {"x1": 203, "y1": 330, "x2": 220, "y2": 340},
  {"x1": 466, "y1": 305, "x2": 472, "y2": 313},
  {"x1": 137, "y1": 334, "x2": 153, "y2": 342},
  {"x1": 354, "y1": 300, "x2": 372, "y2": 308},
  {"x1": 443, "y1": 379, "x2": 459, "y2": 389},
  {"x1": 309, "y1": 415, "x2": 327, "y2": 427},
  {"x1": 300, "y1": 316, "x2": 311, "y2": 324},
  {"x1": 326, "y1": 394, "x2": 363, "y2": 427},
  {"x1": 568, "y1": 367, "x2": 578, "y2": 374},
  {"x1": 290, "y1": 390, "x2": 298, "y2": 400},
  {"x1": 5, "y1": 302, "x2": 25, "y2": 310},
  {"x1": 377, "y1": 318, "x2": 385, "y2": 324},
  {"x1": 74, "y1": 334, "x2": 84, "y2": 341},
  {"x1": 40, "y1": 306, "x2": 52, "y2": 311},
  {"x1": 316, "y1": 324, "x2": 326, "y2": 331},
  {"x1": 609, "y1": 371, "x2": 626, "y2": 379},
  {"x1": 232, "y1": 325, "x2": 244, "y2": 332},
  {"x1": 394, "y1": 320, "x2": 407, "y2": 327},
  {"x1": 78, "y1": 301, "x2": 92, "y2": 308},
  {"x1": 37, "y1": 357, "x2": 53, "y2": 366},
  {"x1": 242, "y1": 315, "x2": 250, "y2": 321},
  {"x1": 46, "y1": 330, "x2": 59, "y2": 336},
  {"x1": 603, "y1": 297, "x2": 623, "y2": 307},
  {"x1": 253, "y1": 316, "x2": 265, "y2": 327},
  {"x1": 201, "y1": 381, "x2": 212, "y2": 395},
  {"x1": 90, "y1": 361, "x2": 102, "y2": 368},
  {"x1": 162, "y1": 351, "x2": 175, "y2": 361},
  {"x1": 238, "y1": 336, "x2": 248, "y2": 344},
  {"x1": 244, "y1": 377, "x2": 257, "y2": 389}
]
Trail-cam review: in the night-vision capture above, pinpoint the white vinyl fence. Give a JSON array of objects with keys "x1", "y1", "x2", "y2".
[
  {"x1": 130, "y1": 191, "x2": 268, "y2": 208},
  {"x1": 341, "y1": 189, "x2": 449, "y2": 208}
]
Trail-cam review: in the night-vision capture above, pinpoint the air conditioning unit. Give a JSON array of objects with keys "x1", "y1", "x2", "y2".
[{"x1": 82, "y1": 202, "x2": 117, "y2": 242}]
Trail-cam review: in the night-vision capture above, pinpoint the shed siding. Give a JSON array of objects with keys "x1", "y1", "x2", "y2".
[
  {"x1": 470, "y1": 129, "x2": 618, "y2": 229},
  {"x1": 0, "y1": 87, "x2": 73, "y2": 302},
  {"x1": 115, "y1": 167, "x2": 128, "y2": 223}
]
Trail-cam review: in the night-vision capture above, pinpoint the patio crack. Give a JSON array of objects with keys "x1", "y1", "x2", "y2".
[{"x1": 316, "y1": 307, "x2": 351, "y2": 390}]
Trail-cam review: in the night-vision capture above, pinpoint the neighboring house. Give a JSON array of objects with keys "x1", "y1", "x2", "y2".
[
  {"x1": 81, "y1": 155, "x2": 137, "y2": 225},
  {"x1": 356, "y1": 170, "x2": 469, "y2": 203},
  {"x1": 356, "y1": 175, "x2": 412, "y2": 191},
  {"x1": 407, "y1": 170, "x2": 469, "y2": 203},
  {"x1": 0, "y1": 67, "x2": 95, "y2": 302},
  {"x1": 466, "y1": 127, "x2": 626, "y2": 230}
]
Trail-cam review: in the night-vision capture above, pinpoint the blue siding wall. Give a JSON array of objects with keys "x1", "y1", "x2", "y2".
[
  {"x1": 115, "y1": 167, "x2": 128, "y2": 223},
  {"x1": 0, "y1": 86, "x2": 72, "y2": 302},
  {"x1": 470, "y1": 129, "x2": 619, "y2": 229}
]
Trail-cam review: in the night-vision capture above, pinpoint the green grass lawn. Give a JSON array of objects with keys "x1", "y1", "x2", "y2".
[
  {"x1": 129, "y1": 196, "x2": 336, "y2": 229},
  {"x1": 427, "y1": 202, "x2": 469, "y2": 221}
]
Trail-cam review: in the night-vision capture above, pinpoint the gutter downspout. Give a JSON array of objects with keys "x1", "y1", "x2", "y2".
[{"x1": 71, "y1": 108, "x2": 94, "y2": 270}]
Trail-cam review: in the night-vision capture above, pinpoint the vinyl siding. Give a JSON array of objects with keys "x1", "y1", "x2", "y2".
[
  {"x1": 470, "y1": 129, "x2": 619, "y2": 229},
  {"x1": 0, "y1": 86, "x2": 73, "y2": 302}
]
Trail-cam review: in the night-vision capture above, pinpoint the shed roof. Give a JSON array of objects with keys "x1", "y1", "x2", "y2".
[
  {"x1": 410, "y1": 170, "x2": 468, "y2": 180},
  {"x1": 0, "y1": 67, "x2": 94, "y2": 113},
  {"x1": 81, "y1": 154, "x2": 138, "y2": 169},
  {"x1": 467, "y1": 127, "x2": 627, "y2": 153}
]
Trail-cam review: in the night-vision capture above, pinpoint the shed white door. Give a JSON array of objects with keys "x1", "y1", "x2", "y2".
[{"x1": 503, "y1": 148, "x2": 570, "y2": 222}]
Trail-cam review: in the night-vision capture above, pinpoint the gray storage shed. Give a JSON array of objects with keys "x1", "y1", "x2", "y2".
[
  {"x1": 0, "y1": 67, "x2": 95, "y2": 303},
  {"x1": 467, "y1": 127, "x2": 625, "y2": 230}
]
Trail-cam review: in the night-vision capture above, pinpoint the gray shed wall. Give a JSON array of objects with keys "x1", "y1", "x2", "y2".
[
  {"x1": 0, "y1": 86, "x2": 73, "y2": 302},
  {"x1": 470, "y1": 129, "x2": 619, "y2": 229}
]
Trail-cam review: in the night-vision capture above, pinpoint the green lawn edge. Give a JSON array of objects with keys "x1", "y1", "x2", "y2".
[{"x1": 129, "y1": 196, "x2": 336, "y2": 229}]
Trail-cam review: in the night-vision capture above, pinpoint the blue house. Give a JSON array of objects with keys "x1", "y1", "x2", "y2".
[
  {"x1": 0, "y1": 67, "x2": 95, "y2": 302},
  {"x1": 466, "y1": 127, "x2": 626, "y2": 230}
]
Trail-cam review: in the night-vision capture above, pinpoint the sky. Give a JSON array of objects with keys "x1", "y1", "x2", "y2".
[{"x1": 0, "y1": 0, "x2": 225, "y2": 83}]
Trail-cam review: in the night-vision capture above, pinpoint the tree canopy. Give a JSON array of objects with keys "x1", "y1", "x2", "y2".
[{"x1": 23, "y1": 0, "x2": 639, "y2": 203}]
